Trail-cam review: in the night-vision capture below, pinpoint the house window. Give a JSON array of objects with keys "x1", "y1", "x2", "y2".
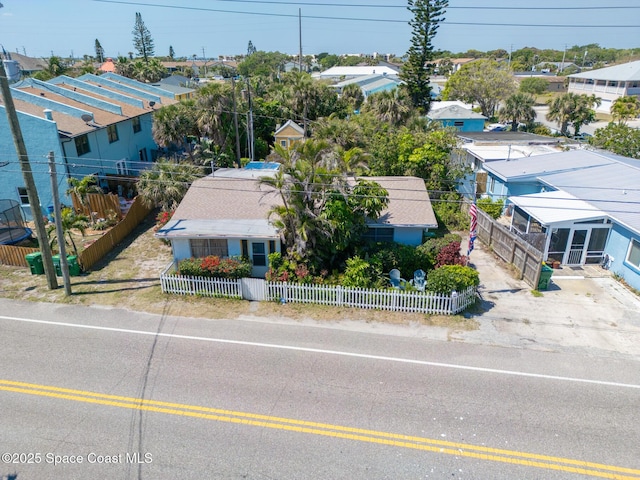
[
  {"x1": 268, "y1": 240, "x2": 276, "y2": 254},
  {"x1": 489, "y1": 176, "x2": 495, "y2": 193},
  {"x1": 453, "y1": 121, "x2": 464, "y2": 127},
  {"x1": 139, "y1": 148, "x2": 148, "y2": 162},
  {"x1": 116, "y1": 160, "x2": 128, "y2": 175},
  {"x1": 252, "y1": 242, "x2": 266, "y2": 266},
  {"x1": 626, "y1": 239, "x2": 640, "y2": 269},
  {"x1": 363, "y1": 227, "x2": 394, "y2": 243},
  {"x1": 241, "y1": 240, "x2": 249, "y2": 258},
  {"x1": 107, "y1": 124, "x2": 119, "y2": 143},
  {"x1": 280, "y1": 140, "x2": 287, "y2": 147},
  {"x1": 190, "y1": 239, "x2": 229, "y2": 258},
  {"x1": 132, "y1": 117, "x2": 142, "y2": 133},
  {"x1": 17, "y1": 187, "x2": 29, "y2": 205},
  {"x1": 75, "y1": 134, "x2": 90, "y2": 156}
]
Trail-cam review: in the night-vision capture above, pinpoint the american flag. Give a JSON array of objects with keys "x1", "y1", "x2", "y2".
[{"x1": 467, "y1": 203, "x2": 477, "y2": 256}]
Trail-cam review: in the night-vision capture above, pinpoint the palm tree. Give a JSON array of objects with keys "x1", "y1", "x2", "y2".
[
  {"x1": 363, "y1": 89, "x2": 412, "y2": 126},
  {"x1": 611, "y1": 96, "x2": 640, "y2": 125},
  {"x1": 47, "y1": 207, "x2": 90, "y2": 257},
  {"x1": 195, "y1": 83, "x2": 233, "y2": 149},
  {"x1": 152, "y1": 102, "x2": 198, "y2": 158},
  {"x1": 546, "y1": 93, "x2": 600, "y2": 136},
  {"x1": 498, "y1": 93, "x2": 536, "y2": 131},
  {"x1": 260, "y1": 140, "x2": 337, "y2": 260},
  {"x1": 334, "y1": 146, "x2": 370, "y2": 176},
  {"x1": 136, "y1": 159, "x2": 204, "y2": 210},
  {"x1": 67, "y1": 175, "x2": 103, "y2": 220},
  {"x1": 341, "y1": 83, "x2": 365, "y2": 113},
  {"x1": 283, "y1": 71, "x2": 314, "y2": 136},
  {"x1": 312, "y1": 115, "x2": 363, "y2": 150}
]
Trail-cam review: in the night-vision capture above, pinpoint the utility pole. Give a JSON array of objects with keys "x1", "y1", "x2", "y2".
[
  {"x1": 49, "y1": 152, "x2": 71, "y2": 296},
  {"x1": 0, "y1": 61, "x2": 58, "y2": 289},
  {"x1": 560, "y1": 44, "x2": 567, "y2": 73},
  {"x1": 298, "y1": 8, "x2": 303, "y2": 73},
  {"x1": 246, "y1": 78, "x2": 254, "y2": 162},
  {"x1": 230, "y1": 75, "x2": 242, "y2": 167}
]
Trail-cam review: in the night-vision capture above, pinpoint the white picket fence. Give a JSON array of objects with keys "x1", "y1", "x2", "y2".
[{"x1": 160, "y1": 263, "x2": 476, "y2": 315}]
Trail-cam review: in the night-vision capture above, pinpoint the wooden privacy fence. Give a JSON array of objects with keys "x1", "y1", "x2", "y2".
[
  {"x1": 0, "y1": 245, "x2": 39, "y2": 267},
  {"x1": 470, "y1": 203, "x2": 544, "y2": 288},
  {"x1": 160, "y1": 263, "x2": 476, "y2": 315},
  {"x1": 71, "y1": 192, "x2": 122, "y2": 221},
  {"x1": 0, "y1": 196, "x2": 150, "y2": 271},
  {"x1": 78, "y1": 196, "x2": 150, "y2": 270}
]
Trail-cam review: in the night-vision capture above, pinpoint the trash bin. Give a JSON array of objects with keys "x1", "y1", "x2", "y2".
[
  {"x1": 52, "y1": 254, "x2": 62, "y2": 276},
  {"x1": 67, "y1": 255, "x2": 81, "y2": 276},
  {"x1": 537, "y1": 264, "x2": 554, "y2": 291},
  {"x1": 52, "y1": 254, "x2": 81, "y2": 276},
  {"x1": 25, "y1": 252, "x2": 44, "y2": 275}
]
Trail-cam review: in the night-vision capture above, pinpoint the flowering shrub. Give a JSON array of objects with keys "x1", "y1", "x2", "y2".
[
  {"x1": 154, "y1": 209, "x2": 174, "y2": 232},
  {"x1": 178, "y1": 255, "x2": 252, "y2": 279},
  {"x1": 435, "y1": 241, "x2": 467, "y2": 268},
  {"x1": 265, "y1": 252, "x2": 325, "y2": 284}
]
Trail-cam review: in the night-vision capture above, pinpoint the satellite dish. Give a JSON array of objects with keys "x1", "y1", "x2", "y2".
[
  {"x1": 149, "y1": 101, "x2": 156, "y2": 108},
  {"x1": 81, "y1": 114, "x2": 93, "y2": 123}
]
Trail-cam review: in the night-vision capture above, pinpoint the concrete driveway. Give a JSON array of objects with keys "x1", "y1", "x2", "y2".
[{"x1": 454, "y1": 239, "x2": 640, "y2": 359}]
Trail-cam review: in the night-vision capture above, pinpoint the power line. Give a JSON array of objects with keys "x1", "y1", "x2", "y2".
[{"x1": 91, "y1": 0, "x2": 640, "y2": 28}]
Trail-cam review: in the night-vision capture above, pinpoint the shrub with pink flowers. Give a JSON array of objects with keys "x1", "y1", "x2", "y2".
[
  {"x1": 154, "y1": 209, "x2": 174, "y2": 232},
  {"x1": 178, "y1": 255, "x2": 252, "y2": 279}
]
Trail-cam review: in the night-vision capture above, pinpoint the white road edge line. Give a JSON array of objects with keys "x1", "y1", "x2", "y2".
[{"x1": 2, "y1": 315, "x2": 639, "y2": 390}]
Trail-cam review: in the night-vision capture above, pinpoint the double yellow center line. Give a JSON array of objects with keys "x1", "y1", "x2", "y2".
[{"x1": 1, "y1": 379, "x2": 639, "y2": 479}]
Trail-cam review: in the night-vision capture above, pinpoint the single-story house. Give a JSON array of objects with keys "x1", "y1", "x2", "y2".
[
  {"x1": 156, "y1": 173, "x2": 438, "y2": 278},
  {"x1": 274, "y1": 120, "x2": 304, "y2": 148},
  {"x1": 479, "y1": 149, "x2": 640, "y2": 290},
  {"x1": 452, "y1": 131, "x2": 567, "y2": 200},
  {"x1": 332, "y1": 74, "x2": 403, "y2": 99},
  {"x1": 567, "y1": 60, "x2": 640, "y2": 113},
  {"x1": 313, "y1": 65, "x2": 400, "y2": 81},
  {"x1": 427, "y1": 105, "x2": 487, "y2": 132}
]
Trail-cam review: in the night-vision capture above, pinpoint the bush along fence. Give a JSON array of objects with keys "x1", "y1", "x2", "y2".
[{"x1": 160, "y1": 263, "x2": 476, "y2": 315}]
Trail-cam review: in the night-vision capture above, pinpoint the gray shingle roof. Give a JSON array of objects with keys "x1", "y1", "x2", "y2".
[{"x1": 159, "y1": 175, "x2": 438, "y2": 239}]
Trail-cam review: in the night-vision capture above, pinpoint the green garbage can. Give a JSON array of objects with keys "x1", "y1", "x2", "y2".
[
  {"x1": 52, "y1": 254, "x2": 62, "y2": 276},
  {"x1": 52, "y1": 254, "x2": 81, "y2": 276},
  {"x1": 25, "y1": 252, "x2": 44, "y2": 275},
  {"x1": 537, "y1": 264, "x2": 554, "y2": 291},
  {"x1": 67, "y1": 255, "x2": 81, "y2": 276}
]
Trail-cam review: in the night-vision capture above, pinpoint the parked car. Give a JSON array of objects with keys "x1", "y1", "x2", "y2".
[
  {"x1": 573, "y1": 132, "x2": 592, "y2": 142},
  {"x1": 485, "y1": 123, "x2": 507, "y2": 132}
]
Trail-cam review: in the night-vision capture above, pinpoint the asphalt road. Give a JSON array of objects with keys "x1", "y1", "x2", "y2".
[{"x1": 1, "y1": 299, "x2": 639, "y2": 480}]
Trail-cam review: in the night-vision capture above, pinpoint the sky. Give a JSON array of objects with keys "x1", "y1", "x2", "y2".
[{"x1": 0, "y1": 0, "x2": 639, "y2": 60}]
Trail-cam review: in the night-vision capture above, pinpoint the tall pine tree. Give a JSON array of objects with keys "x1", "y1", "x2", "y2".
[
  {"x1": 132, "y1": 12, "x2": 155, "y2": 62},
  {"x1": 400, "y1": 0, "x2": 447, "y2": 114},
  {"x1": 94, "y1": 39, "x2": 105, "y2": 63}
]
